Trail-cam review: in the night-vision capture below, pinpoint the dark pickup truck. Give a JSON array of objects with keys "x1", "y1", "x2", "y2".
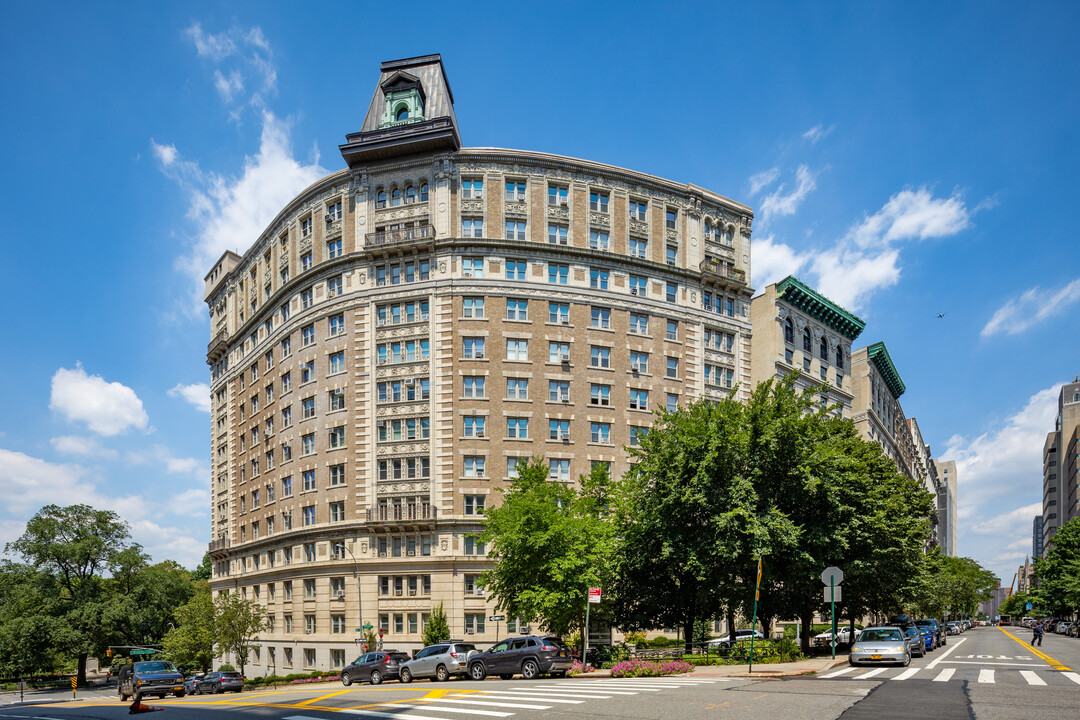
[{"x1": 117, "y1": 660, "x2": 185, "y2": 701}]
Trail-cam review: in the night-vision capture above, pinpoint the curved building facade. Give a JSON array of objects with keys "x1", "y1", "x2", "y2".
[{"x1": 204, "y1": 55, "x2": 755, "y2": 673}]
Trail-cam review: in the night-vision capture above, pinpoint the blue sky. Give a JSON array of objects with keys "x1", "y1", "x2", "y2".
[{"x1": 1, "y1": 1, "x2": 1077, "y2": 588}]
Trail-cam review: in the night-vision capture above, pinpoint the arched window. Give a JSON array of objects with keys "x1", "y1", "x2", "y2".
[
  {"x1": 726, "y1": 225, "x2": 735, "y2": 244},
  {"x1": 820, "y1": 337, "x2": 828, "y2": 361},
  {"x1": 391, "y1": 188, "x2": 402, "y2": 207},
  {"x1": 405, "y1": 186, "x2": 417, "y2": 204},
  {"x1": 802, "y1": 328, "x2": 811, "y2": 352},
  {"x1": 705, "y1": 222, "x2": 713, "y2": 239},
  {"x1": 420, "y1": 183, "x2": 429, "y2": 202},
  {"x1": 784, "y1": 318, "x2": 794, "y2": 344},
  {"x1": 836, "y1": 346, "x2": 844, "y2": 370},
  {"x1": 396, "y1": 106, "x2": 409, "y2": 122},
  {"x1": 376, "y1": 189, "x2": 386, "y2": 209}
]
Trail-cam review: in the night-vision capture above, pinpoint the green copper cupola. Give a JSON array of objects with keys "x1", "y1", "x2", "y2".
[{"x1": 377, "y1": 71, "x2": 426, "y2": 129}]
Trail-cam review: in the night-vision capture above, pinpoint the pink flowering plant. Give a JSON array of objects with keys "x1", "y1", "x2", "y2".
[
  {"x1": 568, "y1": 660, "x2": 597, "y2": 675},
  {"x1": 609, "y1": 659, "x2": 694, "y2": 678}
]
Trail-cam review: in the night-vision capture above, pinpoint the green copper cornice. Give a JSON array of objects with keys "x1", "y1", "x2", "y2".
[
  {"x1": 867, "y1": 341, "x2": 906, "y2": 398},
  {"x1": 776, "y1": 275, "x2": 866, "y2": 340}
]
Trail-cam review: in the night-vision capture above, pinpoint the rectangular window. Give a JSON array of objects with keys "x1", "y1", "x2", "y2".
[
  {"x1": 666, "y1": 208, "x2": 677, "y2": 230},
  {"x1": 464, "y1": 495, "x2": 486, "y2": 516},
  {"x1": 463, "y1": 376, "x2": 486, "y2": 398},
  {"x1": 590, "y1": 422, "x2": 611, "y2": 444},
  {"x1": 548, "y1": 302, "x2": 570, "y2": 324},
  {"x1": 462, "y1": 257, "x2": 485, "y2": 277},
  {"x1": 464, "y1": 456, "x2": 486, "y2": 477},
  {"x1": 506, "y1": 378, "x2": 528, "y2": 400},
  {"x1": 549, "y1": 458, "x2": 571, "y2": 480},
  {"x1": 282, "y1": 476, "x2": 293, "y2": 497},
  {"x1": 329, "y1": 388, "x2": 345, "y2": 411},
  {"x1": 465, "y1": 613, "x2": 486, "y2": 634},
  {"x1": 548, "y1": 342, "x2": 570, "y2": 364},
  {"x1": 327, "y1": 276, "x2": 342, "y2": 298},
  {"x1": 329, "y1": 464, "x2": 346, "y2": 486},
  {"x1": 302, "y1": 396, "x2": 316, "y2": 419},
  {"x1": 505, "y1": 179, "x2": 526, "y2": 201},
  {"x1": 329, "y1": 426, "x2": 346, "y2": 449},
  {"x1": 302, "y1": 433, "x2": 316, "y2": 455},
  {"x1": 506, "y1": 298, "x2": 528, "y2": 321},
  {"x1": 666, "y1": 356, "x2": 679, "y2": 379},
  {"x1": 666, "y1": 282, "x2": 677, "y2": 303},
  {"x1": 302, "y1": 324, "x2": 315, "y2": 346},
  {"x1": 630, "y1": 351, "x2": 649, "y2": 374},
  {"x1": 629, "y1": 200, "x2": 647, "y2": 220},
  {"x1": 327, "y1": 200, "x2": 342, "y2": 220},
  {"x1": 301, "y1": 252, "x2": 313, "y2": 271},
  {"x1": 590, "y1": 384, "x2": 611, "y2": 406},
  {"x1": 547, "y1": 185, "x2": 568, "y2": 205},
  {"x1": 332, "y1": 615, "x2": 346, "y2": 633},
  {"x1": 329, "y1": 351, "x2": 345, "y2": 374},
  {"x1": 302, "y1": 506, "x2": 315, "y2": 526},
  {"x1": 589, "y1": 231, "x2": 610, "y2": 250},
  {"x1": 549, "y1": 419, "x2": 571, "y2": 440},
  {"x1": 330, "y1": 501, "x2": 345, "y2": 522},
  {"x1": 463, "y1": 416, "x2": 486, "y2": 438},
  {"x1": 629, "y1": 388, "x2": 648, "y2": 410},
  {"x1": 281, "y1": 336, "x2": 292, "y2": 358},
  {"x1": 329, "y1": 313, "x2": 345, "y2": 336},
  {"x1": 506, "y1": 338, "x2": 529, "y2": 362},
  {"x1": 327, "y1": 238, "x2": 342, "y2": 259},
  {"x1": 629, "y1": 237, "x2": 647, "y2": 259},
  {"x1": 589, "y1": 191, "x2": 609, "y2": 213},
  {"x1": 666, "y1": 393, "x2": 679, "y2": 412},
  {"x1": 505, "y1": 220, "x2": 527, "y2": 240},
  {"x1": 305, "y1": 615, "x2": 316, "y2": 634},
  {"x1": 462, "y1": 297, "x2": 485, "y2": 318},
  {"x1": 590, "y1": 346, "x2": 611, "y2": 368},
  {"x1": 629, "y1": 312, "x2": 648, "y2": 334},
  {"x1": 463, "y1": 337, "x2": 485, "y2": 359},
  {"x1": 548, "y1": 380, "x2": 570, "y2": 402},
  {"x1": 629, "y1": 274, "x2": 648, "y2": 296},
  {"x1": 505, "y1": 259, "x2": 526, "y2": 280},
  {"x1": 462, "y1": 178, "x2": 483, "y2": 199},
  {"x1": 630, "y1": 426, "x2": 647, "y2": 447},
  {"x1": 547, "y1": 223, "x2": 569, "y2": 245},
  {"x1": 301, "y1": 217, "x2": 313, "y2": 237},
  {"x1": 590, "y1": 306, "x2": 611, "y2": 329},
  {"x1": 507, "y1": 417, "x2": 529, "y2": 439},
  {"x1": 589, "y1": 268, "x2": 609, "y2": 289},
  {"x1": 462, "y1": 219, "x2": 484, "y2": 238},
  {"x1": 464, "y1": 536, "x2": 487, "y2": 556},
  {"x1": 548, "y1": 263, "x2": 569, "y2": 284}
]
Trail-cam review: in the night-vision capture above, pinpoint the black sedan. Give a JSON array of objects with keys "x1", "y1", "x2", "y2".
[
  {"x1": 341, "y1": 651, "x2": 411, "y2": 685},
  {"x1": 195, "y1": 671, "x2": 244, "y2": 694}
]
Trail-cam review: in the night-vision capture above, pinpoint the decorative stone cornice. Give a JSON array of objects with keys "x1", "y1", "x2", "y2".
[
  {"x1": 777, "y1": 275, "x2": 865, "y2": 341},
  {"x1": 867, "y1": 341, "x2": 906, "y2": 399}
]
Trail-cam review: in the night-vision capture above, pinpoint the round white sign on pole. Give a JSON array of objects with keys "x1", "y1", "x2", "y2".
[{"x1": 821, "y1": 566, "x2": 844, "y2": 585}]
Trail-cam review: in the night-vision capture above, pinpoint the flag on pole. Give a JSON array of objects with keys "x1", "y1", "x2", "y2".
[{"x1": 755, "y1": 557, "x2": 762, "y2": 600}]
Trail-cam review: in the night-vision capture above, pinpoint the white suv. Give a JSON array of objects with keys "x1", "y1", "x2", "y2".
[{"x1": 399, "y1": 641, "x2": 479, "y2": 682}]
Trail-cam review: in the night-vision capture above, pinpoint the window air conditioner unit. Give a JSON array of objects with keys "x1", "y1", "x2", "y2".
[
  {"x1": 395, "y1": 590, "x2": 403, "y2": 596},
  {"x1": 407, "y1": 551, "x2": 415, "y2": 557},
  {"x1": 631, "y1": 364, "x2": 642, "y2": 373},
  {"x1": 559, "y1": 196, "x2": 569, "y2": 206},
  {"x1": 465, "y1": 629, "x2": 475, "y2": 634},
  {"x1": 404, "y1": 378, "x2": 415, "y2": 386},
  {"x1": 561, "y1": 397, "x2": 570, "y2": 404},
  {"x1": 476, "y1": 469, "x2": 485, "y2": 477},
  {"x1": 379, "y1": 359, "x2": 388, "y2": 365},
  {"x1": 560, "y1": 353, "x2": 570, "y2": 362},
  {"x1": 561, "y1": 432, "x2": 570, "y2": 441},
  {"x1": 325, "y1": 214, "x2": 333, "y2": 223},
  {"x1": 476, "y1": 589, "x2": 484, "y2": 596},
  {"x1": 378, "y1": 552, "x2": 387, "y2": 558},
  {"x1": 474, "y1": 351, "x2": 484, "y2": 359},
  {"x1": 420, "y1": 313, "x2": 429, "y2": 320},
  {"x1": 334, "y1": 591, "x2": 345, "y2": 598},
  {"x1": 560, "y1": 318, "x2": 570, "y2": 326},
  {"x1": 476, "y1": 430, "x2": 485, "y2": 438},
  {"x1": 630, "y1": 287, "x2": 639, "y2": 296}
]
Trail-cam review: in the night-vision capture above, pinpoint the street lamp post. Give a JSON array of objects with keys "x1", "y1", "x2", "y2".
[{"x1": 341, "y1": 541, "x2": 363, "y2": 634}]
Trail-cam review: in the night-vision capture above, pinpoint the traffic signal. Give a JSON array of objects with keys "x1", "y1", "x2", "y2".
[{"x1": 106, "y1": 649, "x2": 112, "y2": 658}]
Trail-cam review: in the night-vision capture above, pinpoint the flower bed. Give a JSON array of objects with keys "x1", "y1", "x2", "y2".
[{"x1": 609, "y1": 659, "x2": 694, "y2": 678}]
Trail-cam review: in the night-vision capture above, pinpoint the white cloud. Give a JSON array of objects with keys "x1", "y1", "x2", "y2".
[
  {"x1": 50, "y1": 435, "x2": 118, "y2": 459},
  {"x1": 943, "y1": 383, "x2": 1062, "y2": 582},
  {"x1": 186, "y1": 22, "x2": 237, "y2": 61},
  {"x1": 126, "y1": 445, "x2": 205, "y2": 478},
  {"x1": 981, "y1": 278, "x2": 1080, "y2": 337},
  {"x1": 748, "y1": 168, "x2": 780, "y2": 196},
  {"x1": 168, "y1": 383, "x2": 211, "y2": 413},
  {"x1": 213, "y1": 69, "x2": 245, "y2": 104},
  {"x1": 151, "y1": 140, "x2": 178, "y2": 167},
  {"x1": 0, "y1": 449, "x2": 102, "y2": 516},
  {"x1": 50, "y1": 364, "x2": 149, "y2": 436},
  {"x1": 130, "y1": 519, "x2": 208, "y2": 569},
  {"x1": 759, "y1": 165, "x2": 817, "y2": 223},
  {"x1": 802, "y1": 124, "x2": 835, "y2": 144},
  {"x1": 169, "y1": 488, "x2": 211, "y2": 518},
  {"x1": 751, "y1": 235, "x2": 809, "y2": 288},
  {"x1": 810, "y1": 246, "x2": 901, "y2": 310}
]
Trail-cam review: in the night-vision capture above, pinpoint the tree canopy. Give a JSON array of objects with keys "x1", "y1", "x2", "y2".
[{"x1": 1034, "y1": 517, "x2": 1080, "y2": 616}]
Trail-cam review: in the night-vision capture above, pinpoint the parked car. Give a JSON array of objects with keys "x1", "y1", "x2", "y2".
[
  {"x1": 708, "y1": 629, "x2": 765, "y2": 648},
  {"x1": 182, "y1": 674, "x2": 203, "y2": 695},
  {"x1": 812, "y1": 627, "x2": 856, "y2": 648},
  {"x1": 1067, "y1": 623, "x2": 1079, "y2": 637},
  {"x1": 117, "y1": 661, "x2": 186, "y2": 702},
  {"x1": 920, "y1": 626, "x2": 935, "y2": 652},
  {"x1": 903, "y1": 626, "x2": 926, "y2": 658},
  {"x1": 194, "y1": 671, "x2": 244, "y2": 694},
  {"x1": 947, "y1": 622, "x2": 962, "y2": 635},
  {"x1": 1056, "y1": 622, "x2": 1073, "y2": 635},
  {"x1": 400, "y1": 641, "x2": 479, "y2": 682},
  {"x1": 342, "y1": 651, "x2": 411, "y2": 685},
  {"x1": 914, "y1": 619, "x2": 946, "y2": 648},
  {"x1": 849, "y1": 627, "x2": 910, "y2": 667},
  {"x1": 467, "y1": 635, "x2": 573, "y2": 680}
]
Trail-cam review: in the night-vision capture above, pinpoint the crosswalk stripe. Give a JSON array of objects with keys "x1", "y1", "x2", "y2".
[
  {"x1": 893, "y1": 668, "x2": 919, "y2": 681},
  {"x1": 821, "y1": 667, "x2": 856, "y2": 678},
  {"x1": 525, "y1": 685, "x2": 637, "y2": 695},
  {"x1": 491, "y1": 690, "x2": 612, "y2": 699},
  {"x1": 334, "y1": 711, "x2": 451, "y2": 720},
  {"x1": 1063, "y1": 672, "x2": 1080, "y2": 686},
  {"x1": 933, "y1": 669, "x2": 955, "y2": 682},
  {"x1": 859, "y1": 668, "x2": 888, "y2": 678},
  {"x1": 1019, "y1": 671, "x2": 1046, "y2": 686},
  {"x1": 376, "y1": 704, "x2": 512, "y2": 718},
  {"x1": 567, "y1": 684, "x2": 661, "y2": 691},
  {"x1": 467, "y1": 693, "x2": 584, "y2": 704},
  {"x1": 422, "y1": 698, "x2": 550, "y2": 710},
  {"x1": 978, "y1": 669, "x2": 994, "y2": 684}
]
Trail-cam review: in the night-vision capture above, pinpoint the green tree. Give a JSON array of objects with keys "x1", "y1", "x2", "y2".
[
  {"x1": 191, "y1": 554, "x2": 212, "y2": 582},
  {"x1": 161, "y1": 581, "x2": 216, "y2": 673},
  {"x1": 5, "y1": 504, "x2": 139, "y2": 685},
  {"x1": 480, "y1": 458, "x2": 615, "y2": 648},
  {"x1": 1035, "y1": 517, "x2": 1080, "y2": 616},
  {"x1": 421, "y1": 602, "x2": 450, "y2": 647},
  {"x1": 999, "y1": 590, "x2": 1047, "y2": 618},
  {"x1": 911, "y1": 551, "x2": 999, "y2": 619},
  {"x1": 214, "y1": 591, "x2": 266, "y2": 677},
  {"x1": 0, "y1": 562, "x2": 65, "y2": 676}
]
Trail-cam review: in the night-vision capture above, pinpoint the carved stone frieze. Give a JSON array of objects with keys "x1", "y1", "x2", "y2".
[
  {"x1": 504, "y1": 200, "x2": 528, "y2": 217},
  {"x1": 665, "y1": 228, "x2": 679, "y2": 244},
  {"x1": 263, "y1": 268, "x2": 271, "y2": 284},
  {"x1": 375, "y1": 481, "x2": 431, "y2": 495},
  {"x1": 589, "y1": 212, "x2": 610, "y2": 229},
  {"x1": 325, "y1": 220, "x2": 343, "y2": 239},
  {"x1": 376, "y1": 442, "x2": 431, "y2": 457},
  {"x1": 375, "y1": 403, "x2": 431, "y2": 417},
  {"x1": 278, "y1": 255, "x2": 289, "y2": 270},
  {"x1": 376, "y1": 361, "x2": 431, "y2": 379},
  {"x1": 373, "y1": 205, "x2": 430, "y2": 224},
  {"x1": 546, "y1": 206, "x2": 569, "y2": 222},
  {"x1": 628, "y1": 219, "x2": 649, "y2": 237},
  {"x1": 460, "y1": 199, "x2": 484, "y2": 215},
  {"x1": 375, "y1": 324, "x2": 431, "y2": 341},
  {"x1": 433, "y1": 158, "x2": 455, "y2": 181},
  {"x1": 299, "y1": 235, "x2": 313, "y2": 253}
]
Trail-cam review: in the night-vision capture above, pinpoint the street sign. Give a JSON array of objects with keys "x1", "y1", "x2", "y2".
[
  {"x1": 489, "y1": 615, "x2": 506, "y2": 622},
  {"x1": 130, "y1": 650, "x2": 156, "y2": 655},
  {"x1": 355, "y1": 628, "x2": 362, "y2": 632},
  {"x1": 824, "y1": 586, "x2": 842, "y2": 603},
  {"x1": 821, "y1": 567, "x2": 844, "y2": 586},
  {"x1": 1025, "y1": 602, "x2": 1032, "y2": 611},
  {"x1": 378, "y1": 628, "x2": 384, "y2": 637},
  {"x1": 362, "y1": 624, "x2": 374, "y2": 630},
  {"x1": 588, "y1": 587, "x2": 602, "y2": 604}
]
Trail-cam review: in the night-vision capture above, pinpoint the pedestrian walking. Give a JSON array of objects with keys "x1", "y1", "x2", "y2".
[{"x1": 1032, "y1": 620, "x2": 1044, "y2": 647}]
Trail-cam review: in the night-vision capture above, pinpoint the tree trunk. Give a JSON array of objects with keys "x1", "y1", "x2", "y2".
[
  {"x1": 762, "y1": 615, "x2": 773, "y2": 639},
  {"x1": 727, "y1": 607, "x2": 736, "y2": 645},
  {"x1": 77, "y1": 653, "x2": 87, "y2": 687},
  {"x1": 800, "y1": 609, "x2": 813, "y2": 655},
  {"x1": 684, "y1": 610, "x2": 695, "y2": 654}
]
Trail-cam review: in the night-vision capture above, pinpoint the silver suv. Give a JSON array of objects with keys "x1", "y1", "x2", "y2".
[{"x1": 400, "y1": 641, "x2": 479, "y2": 682}]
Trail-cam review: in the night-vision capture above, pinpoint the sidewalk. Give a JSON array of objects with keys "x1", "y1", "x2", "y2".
[{"x1": 571, "y1": 656, "x2": 847, "y2": 680}]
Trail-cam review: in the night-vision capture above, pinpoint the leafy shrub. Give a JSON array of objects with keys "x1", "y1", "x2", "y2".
[
  {"x1": 624, "y1": 631, "x2": 648, "y2": 647},
  {"x1": 568, "y1": 660, "x2": 598, "y2": 675},
  {"x1": 647, "y1": 635, "x2": 677, "y2": 648},
  {"x1": 218, "y1": 663, "x2": 236, "y2": 672},
  {"x1": 609, "y1": 660, "x2": 694, "y2": 678}
]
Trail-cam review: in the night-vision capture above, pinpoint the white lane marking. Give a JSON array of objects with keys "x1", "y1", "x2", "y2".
[
  {"x1": 893, "y1": 668, "x2": 919, "y2": 681},
  {"x1": 925, "y1": 637, "x2": 967, "y2": 669},
  {"x1": 335, "y1": 712, "x2": 457, "y2": 720},
  {"x1": 424, "y1": 697, "x2": 551, "y2": 709},
  {"x1": 933, "y1": 668, "x2": 956, "y2": 682},
  {"x1": 858, "y1": 668, "x2": 888, "y2": 678},
  {"x1": 1062, "y1": 672, "x2": 1080, "y2": 686},
  {"x1": 978, "y1": 669, "x2": 995, "y2": 684},
  {"x1": 525, "y1": 685, "x2": 637, "y2": 695},
  {"x1": 491, "y1": 690, "x2": 613, "y2": 699},
  {"x1": 376, "y1": 704, "x2": 512, "y2": 717},
  {"x1": 941, "y1": 661, "x2": 1044, "y2": 666},
  {"x1": 1019, "y1": 671, "x2": 1046, "y2": 686},
  {"x1": 821, "y1": 667, "x2": 857, "y2": 678},
  {"x1": 569, "y1": 684, "x2": 661, "y2": 691},
  {"x1": 467, "y1": 693, "x2": 584, "y2": 704}
]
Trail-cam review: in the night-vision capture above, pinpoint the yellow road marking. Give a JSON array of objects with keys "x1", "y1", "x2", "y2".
[
  {"x1": 296, "y1": 687, "x2": 369, "y2": 706},
  {"x1": 998, "y1": 626, "x2": 1072, "y2": 672}
]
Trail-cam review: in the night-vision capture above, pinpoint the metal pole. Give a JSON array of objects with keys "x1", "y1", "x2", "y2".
[
  {"x1": 749, "y1": 557, "x2": 761, "y2": 674},
  {"x1": 830, "y1": 576, "x2": 836, "y2": 660},
  {"x1": 583, "y1": 599, "x2": 591, "y2": 668}
]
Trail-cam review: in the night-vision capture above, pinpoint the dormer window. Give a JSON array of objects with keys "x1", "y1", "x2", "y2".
[
  {"x1": 396, "y1": 106, "x2": 409, "y2": 122},
  {"x1": 377, "y1": 70, "x2": 426, "y2": 128}
]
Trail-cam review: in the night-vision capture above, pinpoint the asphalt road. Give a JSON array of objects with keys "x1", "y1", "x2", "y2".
[{"x1": 2, "y1": 626, "x2": 1076, "y2": 720}]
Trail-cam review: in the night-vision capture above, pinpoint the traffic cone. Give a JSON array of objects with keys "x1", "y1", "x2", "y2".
[{"x1": 128, "y1": 698, "x2": 163, "y2": 713}]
